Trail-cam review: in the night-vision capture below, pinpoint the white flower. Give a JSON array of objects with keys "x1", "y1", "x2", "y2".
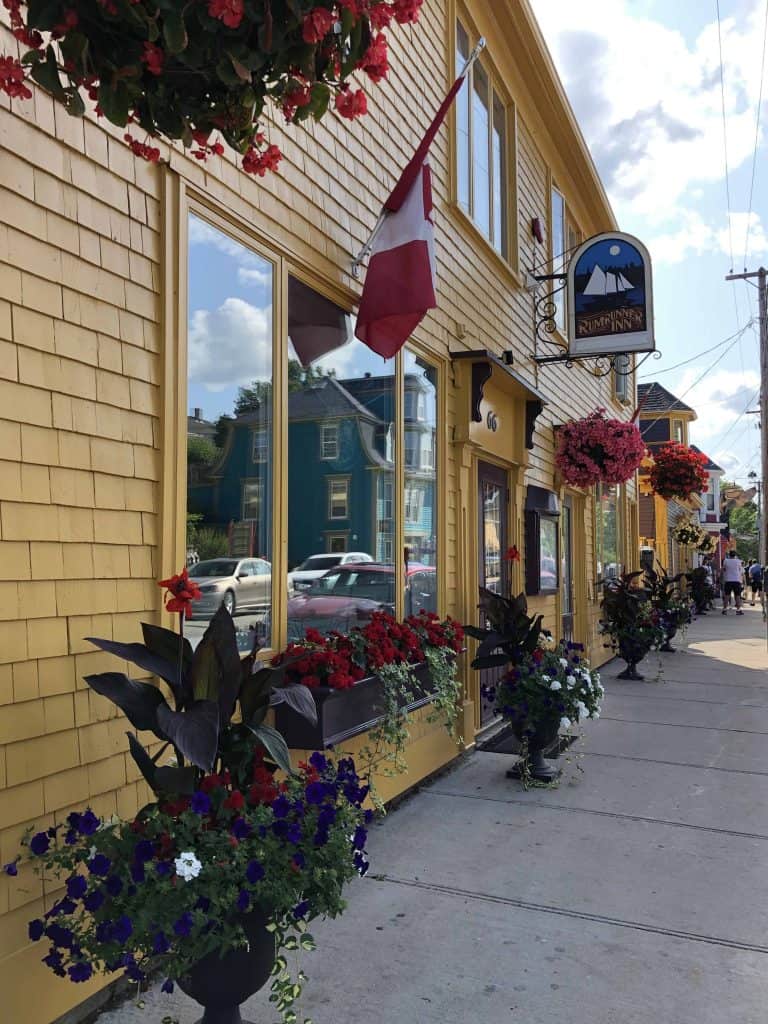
[
  {"x1": 549, "y1": 679, "x2": 562, "y2": 691},
  {"x1": 559, "y1": 658, "x2": 569, "y2": 668},
  {"x1": 560, "y1": 716, "x2": 572, "y2": 730},
  {"x1": 590, "y1": 710, "x2": 600, "y2": 720},
  {"x1": 566, "y1": 675, "x2": 577, "y2": 688},
  {"x1": 89, "y1": 845, "x2": 97, "y2": 860},
  {"x1": 575, "y1": 701, "x2": 588, "y2": 720},
  {"x1": 175, "y1": 851, "x2": 203, "y2": 882}
]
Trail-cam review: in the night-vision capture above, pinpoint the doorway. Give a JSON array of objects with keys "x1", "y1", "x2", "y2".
[
  {"x1": 477, "y1": 462, "x2": 509, "y2": 726},
  {"x1": 561, "y1": 495, "x2": 574, "y2": 642}
]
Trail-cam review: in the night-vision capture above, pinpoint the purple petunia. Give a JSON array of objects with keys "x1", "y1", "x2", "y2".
[
  {"x1": 68, "y1": 961, "x2": 93, "y2": 983},
  {"x1": 83, "y1": 889, "x2": 105, "y2": 912},
  {"x1": 134, "y1": 839, "x2": 155, "y2": 863},
  {"x1": 66, "y1": 875, "x2": 88, "y2": 900},
  {"x1": 153, "y1": 931, "x2": 170, "y2": 955},
  {"x1": 246, "y1": 860, "x2": 265, "y2": 884},
  {"x1": 88, "y1": 853, "x2": 111, "y2": 877},
  {"x1": 190, "y1": 791, "x2": 211, "y2": 816},
  {"x1": 173, "y1": 912, "x2": 193, "y2": 938},
  {"x1": 292, "y1": 899, "x2": 310, "y2": 920},
  {"x1": 271, "y1": 795, "x2": 291, "y2": 819},
  {"x1": 78, "y1": 810, "x2": 100, "y2": 835},
  {"x1": 309, "y1": 751, "x2": 328, "y2": 772},
  {"x1": 29, "y1": 832, "x2": 50, "y2": 856},
  {"x1": 105, "y1": 874, "x2": 123, "y2": 897},
  {"x1": 231, "y1": 817, "x2": 252, "y2": 840},
  {"x1": 352, "y1": 825, "x2": 367, "y2": 851},
  {"x1": 161, "y1": 979, "x2": 175, "y2": 994},
  {"x1": 236, "y1": 890, "x2": 250, "y2": 912},
  {"x1": 112, "y1": 916, "x2": 133, "y2": 943},
  {"x1": 130, "y1": 862, "x2": 145, "y2": 884},
  {"x1": 155, "y1": 860, "x2": 173, "y2": 877},
  {"x1": 28, "y1": 919, "x2": 44, "y2": 942},
  {"x1": 4, "y1": 860, "x2": 18, "y2": 876}
]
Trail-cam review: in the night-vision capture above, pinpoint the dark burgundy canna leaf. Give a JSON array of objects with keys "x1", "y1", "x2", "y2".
[{"x1": 84, "y1": 672, "x2": 168, "y2": 737}]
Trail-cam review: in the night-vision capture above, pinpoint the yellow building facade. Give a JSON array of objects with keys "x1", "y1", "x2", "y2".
[{"x1": 0, "y1": 2, "x2": 639, "y2": 1019}]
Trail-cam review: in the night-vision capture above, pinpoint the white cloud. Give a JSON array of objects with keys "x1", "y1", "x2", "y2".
[
  {"x1": 678, "y1": 366, "x2": 761, "y2": 468},
  {"x1": 189, "y1": 215, "x2": 273, "y2": 288},
  {"x1": 648, "y1": 210, "x2": 768, "y2": 264},
  {"x1": 188, "y1": 297, "x2": 272, "y2": 392},
  {"x1": 530, "y1": 1, "x2": 767, "y2": 238}
]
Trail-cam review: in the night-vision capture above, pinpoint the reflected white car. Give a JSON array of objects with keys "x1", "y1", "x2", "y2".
[
  {"x1": 289, "y1": 552, "x2": 373, "y2": 594},
  {"x1": 189, "y1": 557, "x2": 271, "y2": 618}
]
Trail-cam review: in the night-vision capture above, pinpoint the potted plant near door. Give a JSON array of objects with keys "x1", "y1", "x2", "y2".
[
  {"x1": 5, "y1": 580, "x2": 371, "y2": 1024},
  {"x1": 600, "y1": 571, "x2": 665, "y2": 679},
  {"x1": 644, "y1": 566, "x2": 692, "y2": 652},
  {"x1": 465, "y1": 591, "x2": 603, "y2": 783}
]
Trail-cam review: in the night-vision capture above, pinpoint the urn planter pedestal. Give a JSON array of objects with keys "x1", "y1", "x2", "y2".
[{"x1": 505, "y1": 715, "x2": 562, "y2": 783}]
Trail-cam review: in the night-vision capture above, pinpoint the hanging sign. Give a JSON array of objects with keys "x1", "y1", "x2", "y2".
[{"x1": 567, "y1": 232, "x2": 654, "y2": 357}]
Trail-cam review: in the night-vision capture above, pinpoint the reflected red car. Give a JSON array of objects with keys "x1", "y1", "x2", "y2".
[{"x1": 286, "y1": 562, "x2": 436, "y2": 640}]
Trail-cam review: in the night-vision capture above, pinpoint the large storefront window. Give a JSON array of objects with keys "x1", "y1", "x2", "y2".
[
  {"x1": 404, "y1": 351, "x2": 438, "y2": 615},
  {"x1": 286, "y1": 277, "x2": 395, "y2": 640},
  {"x1": 596, "y1": 483, "x2": 621, "y2": 580},
  {"x1": 186, "y1": 213, "x2": 274, "y2": 645}
]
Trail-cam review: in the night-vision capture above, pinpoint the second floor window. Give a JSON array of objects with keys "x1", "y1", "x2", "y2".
[
  {"x1": 320, "y1": 423, "x2": 338, "y2": 460},
  {"x1": 252, "y1": 429, "x2": 268, "y2": 463},
  {"x1": 551, "y1": 186, "x2": 566, "y2": 332},
  {"x1": 328, "y1": 478, "x2": 349, "y2": 520},
  {"x1": 614, "y1": 354, "x2": 632, "y2": 404},
  {"x1": 672, "y1": 419, "x2": 684, "y2": 444},
  {"x1": 456, "y1": 20, "x2": 508, "y2": 258}
]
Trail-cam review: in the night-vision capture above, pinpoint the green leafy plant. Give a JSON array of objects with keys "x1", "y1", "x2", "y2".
[
  {"x1": 599, "y1": 571, "x2": 665, "y2": 666},
  {"x1": 644, "y1": 566, "x2": 692, "y2": 638},
  {"x1": 1, "y1": 0, "x2": 423, "y2": 176},
  {"x1": 464, "y1": 589, "x2": 543, "y2": 672}
]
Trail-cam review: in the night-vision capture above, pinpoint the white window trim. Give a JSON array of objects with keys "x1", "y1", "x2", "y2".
[
  {"x1": 320, "y1": 422, "x2": 339, "y2": 461},
  {"x1": 252, "y1": 429, "x2": 268, "y2": 463},
  {"x1": 328, "y1": 477, "x2": 349, "y2": 521}
]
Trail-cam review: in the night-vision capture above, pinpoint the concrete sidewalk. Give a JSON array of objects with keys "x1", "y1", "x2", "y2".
[{"x1": 98, "y1": 608, "x2": 768, "y2": 1024}]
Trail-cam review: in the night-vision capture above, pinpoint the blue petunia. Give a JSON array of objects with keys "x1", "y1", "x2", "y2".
[
  {"x1": 231, "y1": 817, "x2": 252, "y2": 840},
  {"x1": 292, "y1": 899, "x2": 310, "y2": 920},
  {"x1": 88, "y1": 854, "x2": 111, "y2": 877},
  {"x1": 68, "y1": 961, "x2": 93, "y2": 983},
  {"x1": 353, "y1": 851, "x2": 370, "y2": 876},
  {"x1": 271, "y1": 795, "x2": 291, "y2": 819},
  {"x1": 78, "y1": 810, "x2": 100, "y2": 836},
  {"x1": 153, "y1": 931, "x2": 171, "y2": 955},
  {"x1": 161, "y1": 979, "x2": 175, "y2": 994},
  {"x1": 309, "y1": 751, "x2": 328, "y2": 772},
  {"x1": 236, "y1": 890, "x2": 250, "y2": 912},
  {"x1": 83, "y1": 889, "x2": 105, "y2": 912},
  {"x1": 246, "y1": 860, "x2": 265, "y2": 884},
  {"x1": 286, "y1": 823, "x2": 303, "y2": 845},
  {"x1": 352, "y1": 825, "x2": 367, "y2": 851},
  {"x1": 155, "y1": 861, "x2": 173, "y2": 877},
  {"x1": 46, "y1": 923, "x2": 75, "y2": 949},
  {"x1": 66, "y1": 875, "x2": 88, "y2": 900},
  {"x1": 64, "y1": 829, "x2": 78, "y2": 846},
  {"x1": 292, "y1": 852, "x2": 305, "y2": 870},
  {"x1": 4, "y1": 860, "x2": 18, "y2": 876},
  {"x1": 124, "y1": 962, "x2": 145, "y2": 983},
  {"x1": 194, "y1": 896, "x2": 211, "y2": 912},
  {"x1": 95, "y1": 920, "x2": 114, "y2": 943},
  {"x1": 305, "y1": 781, "x2": 329, "y2": 805},
  {"x1": 29, "y1": 832, "x2": 50, "y2": 856},
  {"x1": 173, "y1": 912, "x2": 193, "y2": 937},
  {"x1": 130, "y1": 862, "x2": 145, "y2": 884},
  {"x1": 190, "y1": 791, "x2": 211, "y2": 816},
  {"x1": 133, "y1": 839, "x2": 154, "y2": 863},
  {"x1": 105, "y1": 874, "x2": 123, "y2": 897},
  {"x1": 112, "y1": 915, "x2": 133, "y2": 943},
  {"x1": 28, "y1": 919, "x2": 44, "y2": 942}
]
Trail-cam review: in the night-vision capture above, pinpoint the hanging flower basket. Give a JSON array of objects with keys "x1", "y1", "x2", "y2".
[
  {"x1": 1, "y1": 0, "x2": 422, "y2": 175},
  {"x1": 555, "y1": 409, "x2": 646, "y2": 488},
  {"x1": 698, "y1": 533, "x2": 717, "y2": 555},
  {"x1": 648, "y1": 443, "x2": 709, "y2": 501},
  {"x1": 672, "y1": 518, "x2": 705, "y2": 546}
]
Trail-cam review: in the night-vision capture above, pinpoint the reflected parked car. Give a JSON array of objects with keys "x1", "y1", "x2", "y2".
[
  {"x1": 286, "y1": 561, "x2": 436, "y2": 640},
  {"x1": 289, "y1": 552, "x2": 373, "y2": 594},
  {"x1": 189, "y1": 557, "x2": 271, "y2": 618}
]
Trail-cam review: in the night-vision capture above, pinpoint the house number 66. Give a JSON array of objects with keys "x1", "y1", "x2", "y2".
[{"x1": 486, "y1": 411, "x2": 498, "y2": 432}]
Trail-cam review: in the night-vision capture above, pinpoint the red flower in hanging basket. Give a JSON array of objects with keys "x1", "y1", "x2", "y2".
[
  {"x1": 648, "y1": 443, "x2": 709, "y2": 501},
  {"x1": 555, "y1": 409, "x2": 646, "y2": 488}
]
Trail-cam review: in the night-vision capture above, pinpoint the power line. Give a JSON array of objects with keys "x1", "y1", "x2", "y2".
[
  {"x1": 716, "y1": 0, "x2": 736, "y2": 271},
  {"x1": 743, "y1": 0, "x2": 768, "y2": 269},
  {"x1": 638, "y1": 319, "x2": 755, "y2": 377},
  {"x1": 709, "y1": 387, "x2": 761, "y2": 450},
  {"x1": 638, "y1": 321, "x2": 755, "y2": 435}
]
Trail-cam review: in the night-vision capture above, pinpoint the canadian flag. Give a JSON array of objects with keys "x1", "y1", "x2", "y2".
[{"x1": 355, "y1": 76, "x2": 465, "y2": 359}]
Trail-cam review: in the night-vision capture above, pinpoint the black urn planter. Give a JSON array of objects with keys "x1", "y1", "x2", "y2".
[
  {"x1": 616, "y1": 639, "x2": 649, "y2": 681},
  {"x1": 506, "y1": 715, "x2": 562, "y2": 783},
  {"x1": 275, "y1": 661, "x2": 435, "y2": 749},
  {"x1": 178, "y1": 912, "x2": 275, "y2": 1024}
]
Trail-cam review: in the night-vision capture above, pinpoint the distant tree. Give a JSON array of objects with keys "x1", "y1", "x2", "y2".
[
  {"x1": 729, "y1": 502, "x2": 758, "y2": 561},
  {"x1": 234, "y1": 360, "x2": 332, "y2": 415},
  {"x1": 187, "y1": 435, "x2": 220, "y2": 466},
  {"x1": 214, "y1": 413, "x2": 234, "y2": 449}
]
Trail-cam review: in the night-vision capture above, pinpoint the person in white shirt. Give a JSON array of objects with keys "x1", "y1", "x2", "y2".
[{"x1": 721, "y1": 550, "x2": 745, "y2": 615}]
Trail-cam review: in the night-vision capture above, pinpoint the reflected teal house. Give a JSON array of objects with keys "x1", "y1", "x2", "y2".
[{"x1": 188, "y1": 374, "x2": 435, "y2": 568}]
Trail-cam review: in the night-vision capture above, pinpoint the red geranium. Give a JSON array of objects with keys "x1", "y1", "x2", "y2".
[
  {"x1": 556, "y1": 409, "x2": 646, "y2": 488},
  {"x1": 158, "y1": 567, "x2": 202, "y2": 618},
  {"x1": 648, "y1": 443, "x2": 709, "y2": 501}
]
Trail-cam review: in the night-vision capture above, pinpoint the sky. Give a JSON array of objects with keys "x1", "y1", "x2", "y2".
[{"x1": 530, "y1": 0, "x2": 767, "y2": 484}]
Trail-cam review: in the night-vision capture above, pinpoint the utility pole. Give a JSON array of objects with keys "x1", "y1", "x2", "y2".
[{"x1": 725, "y1": 267, "x2": 768, "y2": 566}]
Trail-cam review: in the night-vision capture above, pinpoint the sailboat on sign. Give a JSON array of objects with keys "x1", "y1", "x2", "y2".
[{"x1": 583, "y1": 265, "x2": 634, "y2": 297}]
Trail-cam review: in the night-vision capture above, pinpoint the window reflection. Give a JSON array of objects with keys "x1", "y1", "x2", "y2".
[
  {"x1": 286, "y1": 277, "x2": 395, "y2": 640},
  {"x1": 597, "y1": 483, "x2": 621, "y2": 579},
  {"x1": 404, "y1": 351, "x2": 438, "y2": 616}
]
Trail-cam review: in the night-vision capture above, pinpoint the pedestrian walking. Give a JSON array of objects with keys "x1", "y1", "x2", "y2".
[
  {"x1": 748, "y1": 559, "x2": 763, "y2": 607},
  {"x1": 721, "y1": 550, "x2": 745, "y2": 615}
]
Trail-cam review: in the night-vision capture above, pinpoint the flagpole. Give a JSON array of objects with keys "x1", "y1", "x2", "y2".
[{"x1": 351, "y1": 37, "x2": 486, "y2": 277}]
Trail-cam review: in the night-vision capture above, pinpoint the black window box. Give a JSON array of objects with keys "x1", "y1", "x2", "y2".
[{"x1": 275, "y1": 661, "x2": 435, "y2": 749}]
